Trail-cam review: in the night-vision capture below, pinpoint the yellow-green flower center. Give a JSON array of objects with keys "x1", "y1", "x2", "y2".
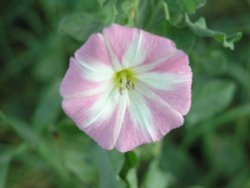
[{"x1": 113, "y1": 69, "x2": 136, "y2": 95}]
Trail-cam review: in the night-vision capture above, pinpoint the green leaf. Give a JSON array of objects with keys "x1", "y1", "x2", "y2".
[
  {"x1": 91, "y1": 148, "x2": 125, "y2": 188},
  {"x1": 98, "y1": 0, "x2": 107, "y2": 7},
  {"x1": 37, "y1": 140, "x2": 71, "y2": 181},
  {"x1": 32, "y1": 80, "x2": 61, "y2": 132},
  {"x1": 165, "y1": 23, "x2": 196, "y2": 53},
  {"x1": 63, "y1": 147, "x2": 97, "y2": 185},
  {"x1": 59, "y1": 0, "x2": 120, "y2": 41},
  {"x1": 141, "y1": 159, "x2": 174, "y2": 188},
  {"x1": 119, "y1": 151, "x2": 138, "y2": 188},
  {"x1": 184, "y1": 104, "x2": 250, "y2": 148},
  {"x1": 121, "y1": 0, "x2": 131, "y2": 16},
  {"x1": 159, "y1": 143, "x2": 202, "y2": 187},
  {"x1": 0, "y1": 148, "x2": 12, "y2": 188},
  {"x1": 177, "y1": 0, "x2": 206, "y2": 14},
  {"x1": 201, "y1": 50, "x2": 228, "y2": 76},
  {"x1": 0, "y1": 144, "x2": 28, "y2": 188},
  {"x1": 208, "y1": 136, "x2": 247, "y2": 177},
  {"x1": 185, "y1": 15, "x2": 242, "y2": 50},
  {"x1": 165, "y1": 0, "x2": 206, "y2": 14},
  {"x1": 59, "y1": 12, "x2": 107, "y2": 42},
  {"x1": 187, "y1": 79, "x2": 236, "y2": 125},
  {"x1": 0, "y1": 111, "x2": 38, "y2": 145}
]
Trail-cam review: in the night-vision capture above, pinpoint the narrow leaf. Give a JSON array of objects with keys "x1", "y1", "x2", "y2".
[
  {"x1": 0, "y1": 148, "x2": 12, "y2": 188},
  {"x1": 32, "y1": 80, "x2": 61, "y2": 132},
  {"x1": 185, "y1": 15, "x2": 242, "y2": 50},
  {"x1": 0, "y1": 111, "x2": 38, "y2": 145},
  {"x1": 141, "y1": 159, "x2": 173, "y2": 188}
]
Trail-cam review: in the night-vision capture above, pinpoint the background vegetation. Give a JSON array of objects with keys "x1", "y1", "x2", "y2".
[{"x1": 0, "y1": 0, "x2": 250, "y2": 187}]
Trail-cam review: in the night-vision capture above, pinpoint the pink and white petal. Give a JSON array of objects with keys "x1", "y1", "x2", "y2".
[
  {"x1": 130, "y1": 30, "x2": 176, "y2": 68},
  {"x1": 116, "y1": 110, "x2": 152, "y2": 152},
  {"x1": 136, "y1": 72, "x2": 190, "y2": 91},
  {"x1": 83, "y1": 111, "x2": 119, "y2": 150},
  {"x1": 62, "y1": 86, "x2": 116, "y2": 128},
  {"x1": 152, "y1": 80, "x2": 192, "y2": 115},
  {"x1": 116, "y1": 90, "x2": 183, "y2": 152},
  {"x1": 75, "y1": 58, "x2": 114, "y2": 83},
  {"x1": 103, "y1": 24, "x2": 142, "y2": 68},
  {"x1": 135, "y1": 51, "x2": 192, "y2": 115},
  {"x1": 116, "y1": 92, "x2": 156, "y2": 152},
  {"x1": 143, "y1": 94, "x2": 184, "y2": 140},
  {"x1": 83, "y1": 91, "x2": 128, "y2": 150},
  {"x1": 134, "y1": 50, "x2": 189, "y2": 74},
  {"x1": 140, "y1": 85, "x2": 185, "y2": 130},
  {"x1": 148, "y1": 50, "x2": 191, "y2": 75},
  {"x1": 103, "y1": 24, "x2": 176, "y2": 69},
  {"x1": 121, "y1": 29, "x2": 147, "y2": 67},
  {"x1": 60, "y1": 58, "x2": 113, "y2": 99},
  {"x1": 60, "y1": 58, "x2": 102, "y2": 98},
  {"x1": 62, "y1": 88, "x2": 122, "y2": 150},
  {"x1": 136, "y1": 76, "x2": 191, "y2": 116},
  {"x1": 75, "y1": 33, "x2": 112, "y2": 67},
  {"x1": 127, "y1": 91, "x2": 156, "y2": 141},
  {"x1": 62, "y1": 95, "x2": 100, "y2": 126},
  {"x1": 83, "y1": 105, "x2": 119, "y2": 150}
]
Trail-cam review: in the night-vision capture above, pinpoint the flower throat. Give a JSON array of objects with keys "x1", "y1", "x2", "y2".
[{"x1": 113, "y1": 69, "x2": 136, "y2": 95}]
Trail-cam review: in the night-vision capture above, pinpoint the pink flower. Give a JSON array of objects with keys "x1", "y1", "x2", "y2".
[{"x1": 60, "y1": 24, "x2": 192, "y2": 152}]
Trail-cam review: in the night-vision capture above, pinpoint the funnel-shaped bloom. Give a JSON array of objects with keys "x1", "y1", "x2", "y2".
[{"x1": 60, "y1": 24, "x2": 192, "y2": 152}]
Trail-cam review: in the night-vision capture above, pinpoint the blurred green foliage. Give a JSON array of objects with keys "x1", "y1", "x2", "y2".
[{"x1": 0, "y1": 0, "x2": 250, "y2": 187}]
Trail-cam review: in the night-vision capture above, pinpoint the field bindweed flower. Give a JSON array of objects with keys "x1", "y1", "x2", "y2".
[{"x1": 60, "y1": 24, "x2": 192, "y2": 152}]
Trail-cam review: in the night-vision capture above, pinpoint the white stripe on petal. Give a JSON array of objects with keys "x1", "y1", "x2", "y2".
[
  {"x1": 122, "y1": 30, "x2": 146, "y2": 67},
  {"x1": 100, "y1": 33, "x2": 122, "y2": 71},
  {"x1": 137, "y1": 72, "x2": 190, "y2": 91},
  {"x1": 112, "y1": 93, "x2": 129, "y2": 147},
  {"x1": 128, "y1": 91, "x2": 156, "y2": 141},
  {"x1": 75, "y1": 58, "x2": 114, "y2": 82},
  {"x1": 133, "y1": 50, "x2": 177, "y2": 73},
  {"x1": 63, "y1": 81, "x2": 113, "y2": 99},
  {"x1": 80, "y1": 88, "x2": 119, "y2": 129},
  {"x1": 135, "y1": 83, "x2": 183, "y2": 119}
]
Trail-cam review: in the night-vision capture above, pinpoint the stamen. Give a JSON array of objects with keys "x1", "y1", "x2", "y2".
[
  {"x1": 119, "y1": 87, "x2": 124, "y2": 95},
  {"x1": 113, "y1": 69, "x2": 136, "y2": 95},
  {"x1": 126, "y1": 80, "x2": 135, "y2": 90}
]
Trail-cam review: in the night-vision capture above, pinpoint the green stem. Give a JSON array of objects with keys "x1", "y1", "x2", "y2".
[
  {"x1": 119, "y1": 151, "x2": 138, "y2": 188},
  {"x1": 127, "y1": 0, "x2": 140, "y2": 26},
  {"x1": 111, "y1": 0, "x2": 118, "y2": 23}
]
